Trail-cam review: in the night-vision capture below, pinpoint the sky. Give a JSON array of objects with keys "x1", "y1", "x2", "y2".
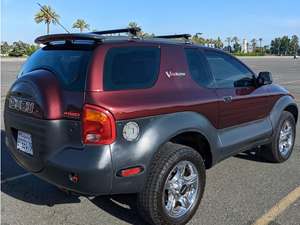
[{"x1": 1, "y1": 0, "x2": 300, "y2": 45}]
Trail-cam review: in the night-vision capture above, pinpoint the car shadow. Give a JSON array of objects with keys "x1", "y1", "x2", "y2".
[
  {"x1": 1, "y1": 129, "x2": 146, "y2": 224},
  {"x1": 235, "y1": 149, "x2": 271, "y2": 163},
  {"x1": 1, "y1": 129, "x2": 81, "y2": 206},
  {"x1": 90, "y1": 194, "x2": 147, "y2": 225}
]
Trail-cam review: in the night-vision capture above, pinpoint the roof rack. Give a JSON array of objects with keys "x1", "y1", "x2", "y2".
[
  {"x1": 92, "y1": 27, "x2": 141, "y2": 36},
  {"x1": 154, "y1": 34, "x2": 191, "y2": 40},
  {"x1": 35, "y1": 33, "x2": 104, "y2": 45}
]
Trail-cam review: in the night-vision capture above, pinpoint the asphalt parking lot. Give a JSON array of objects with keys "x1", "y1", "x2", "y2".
[{"x1": 1, "y1": 57, "x2": 300, "y2": 225}]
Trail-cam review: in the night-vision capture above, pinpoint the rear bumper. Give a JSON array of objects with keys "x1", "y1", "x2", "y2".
[
  {"x1": 4, "y1": 109, "x2": 149, "y2": 196},
  {"x1": 34, "y1": 145, "x2": 113, "y2": 196},
  {"x1": 5, "y1": 136, "x2": 114, "y2": 196},
  {"x1": 4, "y1": 109, "x2": 114, "y2": 195}
]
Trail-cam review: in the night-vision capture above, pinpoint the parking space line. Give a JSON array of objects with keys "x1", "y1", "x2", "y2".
[
  {"x1": 280, "y1": 80, "x2": 300, "y2": 85},
  {"x1": 1, "y1": 172, "x2": 31, "y2": 184},
  {"x1": 253, "y1": 186, "x2": 300, "y2": 225}
]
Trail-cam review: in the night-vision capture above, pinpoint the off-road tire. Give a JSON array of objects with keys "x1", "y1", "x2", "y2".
[
  {"x1": 137, "y1": 142, "x2": 206, "y2": 225},
  {"x1": 262, "y1": 111, "x2": 296, "y2": 163}
]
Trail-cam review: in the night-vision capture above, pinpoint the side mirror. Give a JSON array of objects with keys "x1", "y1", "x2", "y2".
[{"x1": 257, "y1": 71, "x2": 273, "y2": 86}]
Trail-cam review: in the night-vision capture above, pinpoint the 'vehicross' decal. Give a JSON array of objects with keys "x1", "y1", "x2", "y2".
[{"x1": 165, "y1": 71, "x2": 186, "y2": 78}]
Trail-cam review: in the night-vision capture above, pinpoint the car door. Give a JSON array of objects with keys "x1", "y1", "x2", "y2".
[
  {"x1": 203, "y1": 49, "x2": 271, "y2": 129},
  {"x1": 184, "y1": 47, "x2": 219, "y2": 127}
]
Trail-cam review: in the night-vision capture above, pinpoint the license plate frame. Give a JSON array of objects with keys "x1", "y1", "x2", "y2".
[{"x1": 17, "y1": 131, "x2": 33, "y2": 155}]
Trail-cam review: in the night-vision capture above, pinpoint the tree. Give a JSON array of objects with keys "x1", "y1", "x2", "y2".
[
  {"x1": 226, "y1": 37, "x2": 231, "y2": 52},
  {"x1": 251, "y1": 38, "x2": 257, "y2": 52},
  {"x1": 72, "y1": 19, "x2": 90, "y2": 32},
  {"x1": 1, "y1": 42, "x2": 10, "y2": 55},
  {"x1": 259, "y1": 38, "x2": 263, "y2": 53},
  {"x1": 270, "y1": 38, "x2": 281, "y2": 55},
  {"x1": 232, "y1": 36, "x2": 241, "y2": 52},
  {"x1": 34, "y1": 5, "x2": 60, "y2": 34},
  {"x1": 207, "y1": 38, "x2": 214, "y2": 47},
  {"x1": 9, "y1": 41, "x2": 28, "y2": 57},
  {"x1": 192, "y1": 34, "x2": 206, "y2": 45},
  {"x1": 128, "y1": 21, "x2": 143, "y2": 36},
  {"x1": 289, "y1": 35, "x2": 299, "y2": 56},
  {"x1": 280, "y1": 36, "x2": 290, "y2": 55},
  {"x1": 128, "y1": 22, "x2": 139, "y2": 29},
  {"x1": 215, "y1": 37, "x2": 223, "y2": 49},
  {"x1": 26, "y1": 44, "x2": 39, "y2": 56}
]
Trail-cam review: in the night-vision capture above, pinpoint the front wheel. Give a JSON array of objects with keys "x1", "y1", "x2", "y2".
[
  {"x1": 137, "y1": 142, "x2": 206, "y2": 225},
  {"x1": 262, "y1": 111, "x2": 296, "y2": 163}
]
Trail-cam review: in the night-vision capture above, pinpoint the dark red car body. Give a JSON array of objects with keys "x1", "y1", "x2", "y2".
[{"x1": 4, "y1": 33, "x2": 298, "y2": 198}]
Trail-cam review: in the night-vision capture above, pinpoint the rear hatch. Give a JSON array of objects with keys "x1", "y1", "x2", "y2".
[{"x1": 4, "y1": 43, "x2": 94, "y2": 172}]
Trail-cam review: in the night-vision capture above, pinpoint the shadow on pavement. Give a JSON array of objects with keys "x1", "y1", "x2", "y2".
[
  {"x1": 91, "y1": 194, "x2": 147, "y2": 225},
  {"x1": 1, "y1": 130, "x2": 81, "y2": 206},
  {"x1": 1, "y1": 129, "x2": 146, "y2": 224},
  {"x1": 235, "y1": 149, "x2": 271, "y2": 163},
  {"x1": 1, "y1": 130, "x2": 27, "y2": 179}
]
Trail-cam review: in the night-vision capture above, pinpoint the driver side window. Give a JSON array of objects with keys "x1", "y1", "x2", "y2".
[{"x1": 204, "y1": 50, "x2": 254, "y2": 88}]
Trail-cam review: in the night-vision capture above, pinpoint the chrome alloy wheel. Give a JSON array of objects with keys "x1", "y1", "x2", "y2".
[
  {"x1": 163, "y1": 160, "x2": 199, "y2": 218},
  {"x1": 279, "y1": 120, "x2": 294, "y2": 157}
]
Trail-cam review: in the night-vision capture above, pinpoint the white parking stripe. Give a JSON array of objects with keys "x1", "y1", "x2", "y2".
[
  {"x1": 1, "y1": 172, "x2": 31, "y2": 184},
  {"x1": 280, "y1": 80, "x2": 300, "y2": 85}
]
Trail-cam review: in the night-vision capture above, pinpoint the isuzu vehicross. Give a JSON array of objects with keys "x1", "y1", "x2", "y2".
[{"x1": 4, "y1": 28, "x2": 298, "y2": 225}]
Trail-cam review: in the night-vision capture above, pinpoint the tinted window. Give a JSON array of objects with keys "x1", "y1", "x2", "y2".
[
  {"x1": 104, "y1": 47, "x2": 160, "y2": 91},
  {"x1": 204, "y1": 50, "x2": 254, "y2": 88},
  {"x1": 19, "y1": 48, "x2": 92, "y2": 91},
  {"x1": 185, "y1": 48, "x2": 214, "y2": 87}
]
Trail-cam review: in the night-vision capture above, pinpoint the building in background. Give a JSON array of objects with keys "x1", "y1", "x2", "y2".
[{"x1": 242, "y1": 39, "x2": 248, "y2": 53}]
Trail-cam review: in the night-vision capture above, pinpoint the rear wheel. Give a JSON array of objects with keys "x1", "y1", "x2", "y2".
[
  {"x1": 137, "y1": 142, "x2": 206, "y2": 225},
  {"x1": 262, "y1": 111, "x2": 296, "y2": 163}
]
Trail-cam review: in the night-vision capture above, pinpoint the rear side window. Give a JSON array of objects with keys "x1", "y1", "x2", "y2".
[
  {"x1": 104, "y1": 47, "x2": 160, "y2": 91},
  {"x1": 19, "y1": 48, "x2": 92, "y2": 91},
  {"x1": 185, "y1": 48, "x2": 214, "y2": 88}
]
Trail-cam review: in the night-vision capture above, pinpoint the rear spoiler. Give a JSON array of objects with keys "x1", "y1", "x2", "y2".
[
  {"x1": 35, "y1": 27, "x2": 141, "y2": 45},
  {"x1": 35, "y1": 33, "x2": 104, "y2": 45}
]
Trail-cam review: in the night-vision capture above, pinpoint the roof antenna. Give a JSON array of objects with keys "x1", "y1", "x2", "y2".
[{"x1": 36, "y1": 2, "x2": 70, "y2": 34}]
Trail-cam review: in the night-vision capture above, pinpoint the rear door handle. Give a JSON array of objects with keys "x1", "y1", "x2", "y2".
[{"x1": 223, "y1": 96, "x2": 233, "y2": 103}]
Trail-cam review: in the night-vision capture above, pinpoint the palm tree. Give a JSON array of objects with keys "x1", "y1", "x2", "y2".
[
  {"x1": 215, "y1": 37, "x2": 223, "y2": 49},
  {"x1": 72, "y1": 19, "x2": 90, "y2": 32},
  {"x1": 232, "y1": 36, "x2": 240, "y2": 53},
  {"x1": 226, "y1": 37, "x2": 231, "y2": 52},
  {"x1": 232, "y1": 36, "x2": 239, "y2": 44},
  {"x1": 128, "y1": 22, "x2": 145, "y2": 37},
  {"x1": 251, "y1": 38, "x2": 257, "y2": 52},
  {"x1": 128, "y1": 22, "x2": 139, "y2": 29},
  {"x1": 259, "y1": 38, "x2": 263, "y2": 53},
  {"x1": 34, "y1": 5, "x2": 60, "y2": 35}
]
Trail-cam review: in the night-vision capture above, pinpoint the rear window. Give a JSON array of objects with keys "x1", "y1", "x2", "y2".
[
  {"x1": 103, "y1": 47, "x2": 160, "y2": 91},
  {"x1": 19, "y1": 48, "x2": 92, "y2": 91}
]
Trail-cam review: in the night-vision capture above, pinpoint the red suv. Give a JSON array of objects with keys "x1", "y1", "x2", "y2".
[{"x1": 4, "y1": 28, "x2": 298, "y2": 225}]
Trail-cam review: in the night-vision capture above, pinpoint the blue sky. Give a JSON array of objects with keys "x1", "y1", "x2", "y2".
[{"x1": 1, "y1": 0, "x2": 300, "y2": 45}]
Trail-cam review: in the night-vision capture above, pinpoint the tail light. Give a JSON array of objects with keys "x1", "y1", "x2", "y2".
[{"x1": 82, "y1": 104, "x2": 116, "y2": 145}]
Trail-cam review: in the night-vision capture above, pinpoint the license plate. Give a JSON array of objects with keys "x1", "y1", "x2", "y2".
[{"x1": 17, "y1": 131, "x2": 33, "y2": 155}]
